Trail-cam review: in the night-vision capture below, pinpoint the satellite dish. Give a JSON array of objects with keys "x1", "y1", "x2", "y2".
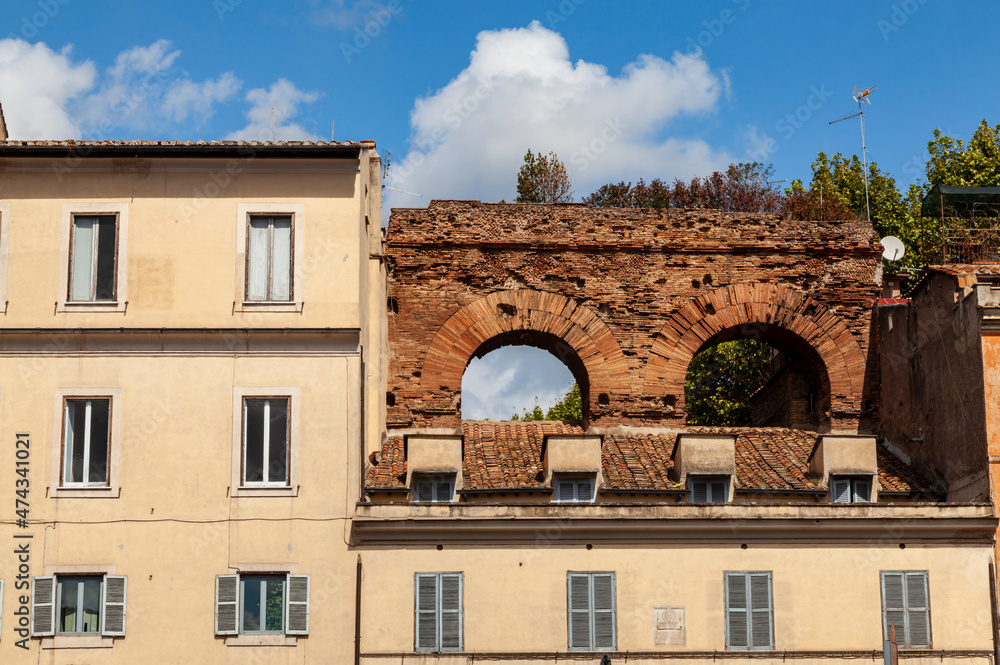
[{"x1": 880, "y1": 236, "x2": 905, "y2": 261}]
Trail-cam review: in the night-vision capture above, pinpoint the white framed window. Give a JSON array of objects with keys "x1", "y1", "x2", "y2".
[
  {"x1": 31, "y1": 574, "x2": 126, "y2": 638},
  {"x1": 236, "y1": 203, "x2": 304, "y2": 311},
  {"x1": 689, "y1": 475, "x2": 729, "y2": 503},
  {"x1": 832, "y1": 476, "x2": 873, "y2": 503},
  {"x1": 554, "y1": 476, "x2": 596, "y2": 503},
  {"x1": 415, "y1": 573, "x2": 462, "y2": 652},
  {"x1": 725, "y1": 571, "x2": 773, "y2": 650},
  {"x1": 57, "y1": 203, "x2": 129, "y2": 312},
  {"x1": 215, "y1": 573, "x2": 309, "y2": 637},
  {"x1": 231, "y1": 388, "x2": 299, "y2": 496},
  {"x1": 567, "y1": 572, "x2": 615, "y2": 651},
  {"x1": 413, "y1": 475, "x2": 455, "y2": 503},
  {"x1": 881, "y1": 571, "x2": 931, "y2": 648},
  {"x1": 51, "y1": 388, "x2": 122, "y2": 498}
]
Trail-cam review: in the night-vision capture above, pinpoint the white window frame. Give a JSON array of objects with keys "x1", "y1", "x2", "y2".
[
  {"x1": 231, "y1": 387, "x2": 299, "y2": 497},
  {"x1": 215, "y1": 566, "x2": 309, "y2": 646},
  {"x1": 0, "y1": 202, "x2": 11, "y2": 311},
  {"x1": 554, "y1": 476, "x2": 596, "y2": 503},
  {"x1": 31, "y1": 565, "x2": 123, "y2": 649},
  {"x1": 567, "y1": 572, "x2": 616, "y2": 651},
  {"x1": 57, "y1": 202, "x2": 129, "y2": 312},
  {"x1": 881, "y1": 571, "x2": 932, "y2": 648},
  {"x1": 413, "y1": 475, "x2": 456, "y2": 503},
  {"x1": 235, "y1": 203, "x2": 305, "y2": 312},
  {"x1": 50, "y1": 388, "x2": 122, "y2": 498},
  {"x1": 414, "y1": 572, "x2": 463, "y2": 652},
  {"x1": 831, "y1": 475, "x2": 874, "y2": 503},
  {"x1": 689, "y1": 475, "x2": 730, "y2": 503},
  {"x1": 724, "y1": 571, "x2": 773, "y2": 650}
]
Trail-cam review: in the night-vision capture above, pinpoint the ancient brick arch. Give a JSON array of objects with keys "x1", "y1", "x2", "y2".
[
  {"x1": 418, "y1": 288, "x2": 629, "y2": 421},
  {"x1": 644, "y1": 283, "x2": 867, "y2": 425}
]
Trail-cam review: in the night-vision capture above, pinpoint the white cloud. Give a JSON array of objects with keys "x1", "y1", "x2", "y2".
[
  {"x1": 0, "y1": 38, "x2": 240, "y2": 139},
  {"x1": 225, "y1": 78, "x2": 323, "y2": 142},
  {"x1": 462, "y1": 347, "x2": 575, "y2": 420},
  {"x1": 309, "y1": 0, "x2": 393, "y2": 29},
  {"x1": 385, "y1": 21, "x2": 734, "y2": 207}
]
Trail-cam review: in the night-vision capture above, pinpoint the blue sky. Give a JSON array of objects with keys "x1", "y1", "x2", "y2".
[{"x1": 2, "y1": 0, "x2": 998, "y2": 418}]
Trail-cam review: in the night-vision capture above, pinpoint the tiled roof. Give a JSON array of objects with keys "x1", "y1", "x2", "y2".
[{"x1": 364, "y1": 422, "x2": 937, "y2": 496}]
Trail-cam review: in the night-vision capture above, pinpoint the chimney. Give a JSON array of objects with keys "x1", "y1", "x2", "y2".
[{"x1": 0, "y1": 100, "x2": 7, "y2": 140}]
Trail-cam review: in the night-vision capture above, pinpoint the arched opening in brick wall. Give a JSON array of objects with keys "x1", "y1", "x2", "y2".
[
  {"x1": 461, "y1": 330, "x2": 586, "y2": 422},
  {"x1": 683, "y1": 324, "x2": 832, "y2": 431}
]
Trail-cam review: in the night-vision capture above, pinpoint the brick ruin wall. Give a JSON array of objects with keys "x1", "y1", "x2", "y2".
[{"x1": 386, "y1": 201, "x2": 882, "y2": 432}]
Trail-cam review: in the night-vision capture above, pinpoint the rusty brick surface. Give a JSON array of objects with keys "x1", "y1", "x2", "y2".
[{"x1": 386, "y1": 201, "x2": 881, "y2": 431}]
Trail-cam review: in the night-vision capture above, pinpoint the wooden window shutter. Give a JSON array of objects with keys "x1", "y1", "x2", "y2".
[
  {"x1": 578, "y1": 479, "x2": 594, "y2": 503},
  {"x1": 567, "y1": 573, "x2": 592, "y2": 649},
  {"x1": 854, "y1": 478, "x2": 872, "y2": 503},
  {"x1": 415, "y1": 574, "x2": 439, "y2": 651},
  {"x1": 439, "y1": 574, "x2": 462, "y2": 651},
  {"x1": 881, "y1": 572, "x2": 906, "y2": 643},
  {"x1": 725, "y1": 572, "x2": 748, "y2": 648},
  {"x1": 905, "y1": 572, "x2": 931, "y2": 647},
  {"x1": 416, "y1": 480, "x2": 433, "y2": 502},
  {"x1": 215, "y1": 574, "x2": 239, "y2": 636},
  {"x1": 748, "y1": 573, "x2": 773, "y2": 648},
  {"x1": 31, "y1": 576, "x2": 56, "y2": 637},
  {"x1": 102, "y1": 575, "x2": 127, "y2": 636},
  {"x1": 710, "y1": 480, "x2": 727, "y2": 503},
  {"x1": 592, "y1": 573, "x2": 616, "y2": 650},
  {"x1": 285, "y1": 574, "x2": 310, "y2": 636},
  {"x1": 832, "y1": 478, "x2": 851, "y2": 503},
  {"x1": 555, "y1": 480, "x2": 572, "y2": 502},
  {"x1": 691, "y1": 480, "x2": 708, "y2": 503}
]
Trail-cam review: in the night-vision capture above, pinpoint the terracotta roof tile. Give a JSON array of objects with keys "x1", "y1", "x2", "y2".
[
  {"x1": 365, "y1": 436, "x2": 406, "y2": 489},
  {"x1": 462, "y1": 420, "x2": 584, "y2": 490}
]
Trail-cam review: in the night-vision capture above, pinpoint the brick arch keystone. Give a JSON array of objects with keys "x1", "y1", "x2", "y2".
[
  {"x1": 419, "y1": 289, "x2": 629, "y2": 399},
  {"x1": 643, "y1": 283, "x2": 867, "y2": 411}
]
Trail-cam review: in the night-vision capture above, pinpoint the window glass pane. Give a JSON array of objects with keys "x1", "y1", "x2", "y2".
[
  {"x1": 271, "y1": 218, "x2": 292, "y2": 300},
  {"x1": 82, "y1": 578, "x2": 102, "y2": 633},
  {"x1": 94, "y1": 217, "x2": 117, "y2": 300},
  {"x1": 70, "y1": 217, "x2": 95, "y2": 301},
  {"x1": 59, "y1": 579, "x2": 79, "y2": 633},
  {"x1": 88, "y1": 399, "x2": 110, "y2": 484},
  {"x1": 267, "y1": 399, "x2": 289, "y2": 484},
  {"x1": 244, "y1": 399, "x2": 265, "y2": 483},
  {"x1": 66, "y1": 400, "x2": 88, "y2": 483},
  {"x1": 264, "y1": 578, "x2": 284, "y2": 632},
  {"x1": 246, "y1": 218, "x2": 269, "y2": 300},
  {"x1": 242, "y1": 577, "x2": 262, "y2": 632}
]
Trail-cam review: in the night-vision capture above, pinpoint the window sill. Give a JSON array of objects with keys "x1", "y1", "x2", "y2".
[
  {"x1": 50, "y1": 485, "x2": 120, "y2": 499},
  {"x1": 226, "y1": 634, "x2": 299, "y2": 647},
  {"x1": 238, "y1": 301, "x2": 303, "y2": 313},
  {"x1": 42, "y1": 634, "x2": 115, "y2": 649},
  {"x1": 56, "y1": 300, "x2": 126, "y2": 313},
  {"x1": 231, "y1": 485, "x2": 299, "y2": 498}
]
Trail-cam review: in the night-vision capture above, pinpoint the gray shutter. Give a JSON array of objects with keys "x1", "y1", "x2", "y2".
[
  {"x1": 592, "y1": 573, "x2": 615, "y2": 650},
  {"x1": 567, "y1": 573, "x2": 592, "y2": 649},
  {"x1": 416, "y1": 480, "x2": 433, "y2": 502},
  {"x1": 215, "y1": 574, "x2": 239, "y2": 636},
  {"x1": 415, "y1": 574, "x2": 439, "y2": 651},
  {"x1": 725, "y1": 572, "x2": 748, "y2": 648},
  {"x1": 578, "y1": 479, "x2": 594, "y2": 503},
  {"x1": 435, "y1": 480, "x2": 454, "y2": 502},
  {"x1": 555, "y1": 480, "x2": 572, "y2": 502},
  {"x1": 102, "y1": 575, "x2": 127, "y2": 636},
  {"x1": 832, "y1": 478, "x2": 850, "y2": 503},
  {"x1": 854, "y1": 478, "x2": 872, "y2": 503},
  {"x1": 691, "y1": 480, "x2": 708, "y2": 503},
  {"x1": 31, "y1": 576, "x2": 56, "y2": 637},
  {"x1": 905, "y1": 572, "x2": 930, "y2": 647},
  {"x1": 285, "y1": 574, "x2": 310, "y2": 636},
  {"x1": 749, "y1": 573, "x2": 773, "y2": 648},
  {"x1": 711, "y1": 480, "x2": 727, "y2": 503},
  {"x1": 439, "y1": 574, "x2": 462, "y2": 650},
  {"x1": 882, "y1": 572, "x2": 906, "y2": 643}
]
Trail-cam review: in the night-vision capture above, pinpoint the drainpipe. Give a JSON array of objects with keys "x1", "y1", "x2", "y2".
[
  {"x1": 355, "y1": 555, "x2": 363, "y2": 665},
  {"x1": 990, "y1": 562, "x2": 999, "y2": 665}
]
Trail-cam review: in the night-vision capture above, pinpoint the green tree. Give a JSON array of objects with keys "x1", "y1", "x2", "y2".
[
  {"x1": 926, "y1": 120, "x2": 1000, "y2": 187},
  {"x1": 511, "y1": 383, "x2": 583, "y2": 421},
  {"x1": 516, "y1": 149, "x2": 573, "y2": 203},
  {"x1": 684, "y1": 340, "x2": 773, "y2": 426}
]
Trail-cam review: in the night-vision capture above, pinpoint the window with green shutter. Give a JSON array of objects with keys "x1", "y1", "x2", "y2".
[
  {"x1": 881, "y1": 571, "x2": 931, "y2": 648},
  {"x1": 414, "y1": 573, "x2": 463, "y2": 652},
  {"x1": 725, "y1": 571, "x2": 773, "y2": 649},
  {"x1": 567, "y1": 572, "x2": 616, "y2": 650}
]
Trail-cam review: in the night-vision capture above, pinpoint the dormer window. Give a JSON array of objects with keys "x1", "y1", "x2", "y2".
[
  {"x1": 554, "y1": 476, "x2": 596, "y2": 503},
  {"x1": 831, "y1": 476, "x2": 872, "y2": 503},
  {"x1": 413, "y1": 475, "x2": 455, "y2": 503},
  {"x1": 688, "y1": 475, "x2": 729, "y2": 503}
]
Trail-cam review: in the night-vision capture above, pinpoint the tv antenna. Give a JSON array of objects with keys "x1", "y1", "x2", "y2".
[
  {"x1": 382, "y1": 151, "x2": 422, "y2": 198},
  {"x1": 829, "y1": 85, "x2": 877, "y2": 221}
]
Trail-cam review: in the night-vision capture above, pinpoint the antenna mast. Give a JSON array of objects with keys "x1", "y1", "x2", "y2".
[{"x1": 829, "y1": 85, "x2": 877, "y2": 221}]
